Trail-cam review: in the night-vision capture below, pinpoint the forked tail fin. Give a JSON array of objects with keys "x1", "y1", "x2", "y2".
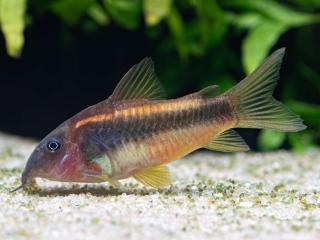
[{"x1": 225, "y1": 48, "x2": 306, "y2": 132}]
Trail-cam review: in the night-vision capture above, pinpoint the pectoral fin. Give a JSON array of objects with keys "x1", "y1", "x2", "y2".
[
  {"x1": 83, "y1": 168, "x2": 122, "y2": 187},
  {"x1": 205, "y1": 129, "x2": 249, "y2": 152},
  {"x1": 133, "y1": 165, "x2": 172, "y2": 188},
  {"x1": 82, "y1": 160, "x2": 121, "y2": 187}
]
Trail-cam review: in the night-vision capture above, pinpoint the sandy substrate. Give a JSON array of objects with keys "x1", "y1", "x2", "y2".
[{"x1": 0, "y1": 132, "x2": 319, "y2": 240}]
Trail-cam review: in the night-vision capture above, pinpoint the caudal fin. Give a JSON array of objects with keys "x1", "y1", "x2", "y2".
[{"x1": 225, "y1": 48, "x2": 306, "y2": 132}]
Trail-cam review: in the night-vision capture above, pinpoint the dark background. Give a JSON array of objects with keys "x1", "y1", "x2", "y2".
[{"x1": 0, "y1": 17, "x2": 153, "y2": 138}]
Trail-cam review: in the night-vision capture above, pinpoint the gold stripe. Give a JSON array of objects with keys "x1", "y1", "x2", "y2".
[
  {"x1": 115, "y1": 99, "x2": 202, "y2": 119},
  {"x1": 75, "y1": 114, "x2": 112, "y2": 128},
  {"x1": 75, "y1": 99, "x2": 202, "y2": 129}
]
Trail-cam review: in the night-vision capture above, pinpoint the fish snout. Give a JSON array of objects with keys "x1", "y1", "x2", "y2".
[
  {"x1": 16, "y1": 149, "x2": 43, "y2": 190},
  {"x1": 21, "y1": 166, "x2": 36, "y2": 186},
  {"x1": 10, "y1": 161, "x2": 36, "y2": 192}
]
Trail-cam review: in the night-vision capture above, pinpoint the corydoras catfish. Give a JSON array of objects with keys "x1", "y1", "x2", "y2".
[{"x1": 13, "y1": 48, "x2": 306, "y2": 190}]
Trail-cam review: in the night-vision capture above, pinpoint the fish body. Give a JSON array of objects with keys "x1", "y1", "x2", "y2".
[
  {"x1": 15, "y1": 48, "x2": 306, "y2": 190},
  {"x1": 71, "y1": 95, "x2": 234, "y2": 180}
]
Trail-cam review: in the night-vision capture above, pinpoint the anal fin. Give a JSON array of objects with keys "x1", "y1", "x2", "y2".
[
  {"x1": 133, "y1": 165, "x2": 172, "y2": 188},
  {"x1": 205, "y1": 129, "x2": 249, "y2": 152}
]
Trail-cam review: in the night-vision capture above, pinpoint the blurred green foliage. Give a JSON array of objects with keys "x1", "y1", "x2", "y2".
[
  {"x1": 0, "y1": 0, "x2": 26, "y2": 57},
  {"x1": 0, "y1": 0, "x2": 319, "y2": 151}
]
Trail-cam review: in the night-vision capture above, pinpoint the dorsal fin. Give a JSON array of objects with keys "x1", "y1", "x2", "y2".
[
  {"x1": 109, "y1": 58, "x2": 165, "y2": 101},
  {"x1": 133, "y1": 165, "x2": 172, "y2": 188},
  {"x1": 204, "y1": 129, "x2": 250, "y2": 152},
  {"x1": 183, "y1": 85, "x2": 220, "y2": 99}
]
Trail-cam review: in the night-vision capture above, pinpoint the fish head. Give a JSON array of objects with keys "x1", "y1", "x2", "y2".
[{"x1": 18, "y1": 122, "x2": 82, "y2": 189}]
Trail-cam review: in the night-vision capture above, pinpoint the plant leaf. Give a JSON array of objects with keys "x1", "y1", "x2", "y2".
[
  {"x1": 51, "y1": 0, "x2": 94, "y2": 25},
  {"x1": 143, "y1": 0, "x2": 172, "y2": 26},
  {"x1": 166, "y1": 6, "x2": 188, "y2": 59},
  {"x1": 225, "y1": 0, "x2": 320, "y2": 27},
  {"x1": 0, "y1": 0, "x2": 26, "y2": 58},
  {"x1": 103, "y1": 0, "x2": 141, "y2": 30},
  {"x1": 226, "y1": 13, "x2": 262, "y2": 28},
  {"x1": 88, "y1": 3, "x2": 109, "y2": 26},
  {"x1": 288, "y1": 131, "x2": 317, "y2": 152},
  {"x1": 287, "y1": 101, "x2": 320, "y2": 126},
  {"x1": 242, "y1": 21, "x2": 286, "y2": 74},
  {"x1": 258, "y1": 129, "x2": 286, "y2": 151},
  {"x1": 250, "y1": 0, "x2": 319, "y2": 27}
]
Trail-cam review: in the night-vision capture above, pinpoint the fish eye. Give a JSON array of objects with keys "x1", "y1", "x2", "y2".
[{"x1": 46, "y1": 140, "x2": 61, "y2": 152}]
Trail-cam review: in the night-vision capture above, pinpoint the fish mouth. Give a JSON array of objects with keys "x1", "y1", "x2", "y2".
[{"x1": 10, "y1": 168, "x2": 36, "y2": 192}]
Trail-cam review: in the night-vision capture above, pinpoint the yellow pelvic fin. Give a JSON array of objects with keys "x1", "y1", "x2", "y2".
[
  {"x1": 205, "y1": 129, "x2": 250, "y2": 152},
  {"x1": 133, "y1": 165, "x2": 172, "y2": 188}
]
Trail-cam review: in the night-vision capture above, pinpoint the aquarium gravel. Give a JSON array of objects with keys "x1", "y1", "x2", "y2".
[{"x1": 0, "y1": 133, "x2": 319, "y2": 240}]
